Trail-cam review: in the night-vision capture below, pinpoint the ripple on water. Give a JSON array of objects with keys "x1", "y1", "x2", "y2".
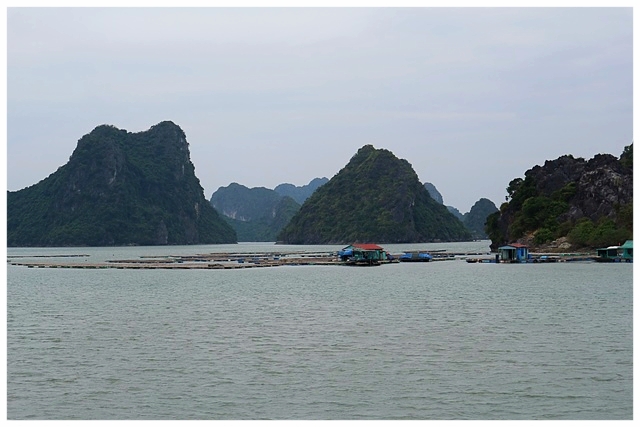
[{"x1": 6, "y1": 248, "x2": 633, "y2": 420}]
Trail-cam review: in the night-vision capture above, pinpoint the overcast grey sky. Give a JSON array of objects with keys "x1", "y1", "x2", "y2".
[{"x1": 6, "y1": 7, "x2": 633, "y2": 213}]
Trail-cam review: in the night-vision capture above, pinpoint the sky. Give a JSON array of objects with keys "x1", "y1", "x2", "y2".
[{"x1": 5, "y1": 5, "x2": 634, "y2": 213}]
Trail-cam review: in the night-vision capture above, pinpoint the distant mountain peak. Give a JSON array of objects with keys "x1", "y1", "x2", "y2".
[
  {"x1": 423, "y1": 182, "x2": 444, "y2": 204},
  {"x1": 274, "y1": 177, "x2": 328, "y2": 205},
  {"x1": 210, "y1": 183, "x2": 300, "y2": 242}
]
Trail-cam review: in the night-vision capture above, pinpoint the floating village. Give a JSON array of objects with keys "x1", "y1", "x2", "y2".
[{"x1": 7, "y1": 240, "x2": 633, "y2": 270}]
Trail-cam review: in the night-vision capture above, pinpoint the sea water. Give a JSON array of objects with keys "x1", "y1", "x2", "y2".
[{"x1": 6, "y1": 242, "x2": 633, "y2": 419}]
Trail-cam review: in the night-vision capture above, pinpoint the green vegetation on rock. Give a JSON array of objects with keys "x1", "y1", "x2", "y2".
[
  {"x1": 7, "y1": 121, "x2": 237, "y2": 246},
  {"x1": 423, "y1": 181, "x2": 497, "y2": 238},
  {"x1": 463, "y1": 198, "x2": 498, "y2": 239},
  {"x1": 277, "y1": 145, "x2": 471, "y2": 244},
  {"x1": 210, "y1": 183, "x2": 300, "y2": 242},
  {"x1": 486, "y1": 145, "x2": 633, "y2": 251}
]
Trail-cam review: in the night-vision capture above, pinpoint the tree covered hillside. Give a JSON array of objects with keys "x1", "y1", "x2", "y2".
[
  {"x1": 486, "y1": 144, "x2": 632, "y2": 251},
  {"x1": 210, "y1": 183, "x2": 300, "y2": 242},
  {"x1": 8, "y1": 121, "x2": 237, "y2": 246},
  {"x1": 277, "y1": 145, "x2": 471, "y2": 244}
]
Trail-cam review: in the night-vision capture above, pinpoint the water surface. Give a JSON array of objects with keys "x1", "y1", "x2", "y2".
[{"x1": 7, "y1": 242, "x2": 633, "y2": 419}]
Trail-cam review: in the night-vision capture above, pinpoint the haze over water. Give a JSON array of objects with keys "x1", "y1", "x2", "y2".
[{"x1": 7, "y1": 242, "x2": 632, "y2": 419}]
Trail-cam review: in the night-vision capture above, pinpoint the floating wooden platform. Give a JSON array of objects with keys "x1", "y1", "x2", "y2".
[
  {"x1": 465, "y1": 255, "x2": 596, "y2": 263},
  {"x1": 7, "y1": 251, "x2": 345, "y2": 270},
  {"x1": 7, "y1": 249, "x2": 598, "y2": 270}
]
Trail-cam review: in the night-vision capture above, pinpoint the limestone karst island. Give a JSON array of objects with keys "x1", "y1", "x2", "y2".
[{"x1": 7, "y1": 121, "x2": 633, "y2": 266}]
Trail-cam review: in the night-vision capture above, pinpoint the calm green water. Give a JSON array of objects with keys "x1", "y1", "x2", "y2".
[{"x1": 6, "y1": 242, "x2": 633, "y2": 419}]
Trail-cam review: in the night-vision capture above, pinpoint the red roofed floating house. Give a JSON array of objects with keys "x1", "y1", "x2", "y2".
[
  {"x1": 498, "y1": 243, "x2": 530, "y2": 263},
  {"x1": 338, "y1": 243, "x2": 388, "y2": 266}
]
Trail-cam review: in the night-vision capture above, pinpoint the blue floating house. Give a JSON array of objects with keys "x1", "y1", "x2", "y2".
[
  {"x1": 498, "y1": 243, "x2": 529, "y2": 263},
  {"x1": 338, "y1": 244, "x2": 387, "y2": 266}
]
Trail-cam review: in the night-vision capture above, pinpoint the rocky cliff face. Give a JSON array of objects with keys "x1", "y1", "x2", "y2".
[
  {"x1": 487, "y1": 147, "x2": 632, "y2": 251},
  {"x1": 210, "y1": 183, "x2": 300, "y2": 242},
  {"x1": 524, "y1": 154, "x2": 632, "y2": 223},
  {"x1": 463, "y1": 198, "x2": 498, "y2": 239},
  {"x1": 7, "y1": 121, "x2": 237, "y2": 246},
  {"x1": 423, "y1": 182, "x2": 444, "y2": 204}
]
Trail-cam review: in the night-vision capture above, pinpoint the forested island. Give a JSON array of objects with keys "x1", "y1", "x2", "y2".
[
  {"x1": 210, "y1": 183, "x2": 301, "y2": 242},
  {"x1": 7, "y1": 122, "x2": 236, "y2": 246},
  {"x1": 6, "y1": 120, "x2": 632, "y2": 250},
  {"x1": 277, "y1": 145, "x2": 472, "y2": 244}
]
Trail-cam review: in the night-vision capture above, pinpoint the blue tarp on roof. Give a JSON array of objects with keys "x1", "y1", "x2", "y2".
[{"x1": 399, "y1": 252, "x2": 432, "y2": 260}]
